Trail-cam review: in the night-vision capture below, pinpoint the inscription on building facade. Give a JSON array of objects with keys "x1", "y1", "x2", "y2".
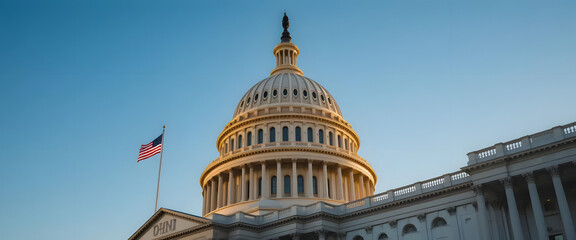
[{"x1": 153, "y1": 219, "x2": 176, "y2": 236}]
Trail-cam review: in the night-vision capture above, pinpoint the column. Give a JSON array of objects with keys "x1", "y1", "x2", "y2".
[
  {"x1": 202, "y1": 185, "x2": 207, "y2": 215},
  {"x1": 317, "y1": 230, "x2": 326, "y2": 240},
  {"x1": 524, "y1": 173, "x2": 548, "y2": 240},
  {"x1": 474, "y1": 185, "x2": 490, "y2": 240},
  {"x1": 292, "y1": 160, "x2": 298, "y2": 197},
  {"x1": 217, "y1": 174, "x2": 223, "y2": 208},
  {"x1": 337, "y1": 165, "x2": 344, "y2": 200},
  {"x1": 359, "y1": 174, "x2": 365, "y2": 198},
  {"x1": 349, "y1": 170, "x2": 356, "y2": 201},
  {"x1": 249, "y1": 165, "x2": 254, "y2": 200},
  {"x1": 262, "y1": 162, "x2": 269, "y2": 198},
  {"x1": 322, "y1": 162, "x2": 329, "y2": 198},
  {"x1": 277, "y1": 160, "x2": 283, "y2": 198},
  {"x1": 307, "y1": 160, "x2": 313, "y2": 197},
  {"x1": 241, "y1": 166, "x2": 246, "y2": 201},
  {"x1": 502, "y1": 178, "x2": 524, "y2": 240},
  {"x1": 549, "y1": 167, "x2": 576, "y2": 240},
  {"x1": 210, "y1": 178, "x2": 216, "y2": 212},
  {"x1": 228, "y1": 170, "x2": 234, "y2": 205}
]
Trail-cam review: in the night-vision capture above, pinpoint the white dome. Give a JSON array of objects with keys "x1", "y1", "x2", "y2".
[{"x1": 233, "y1": 73, "x2": 342, "y2": 117}]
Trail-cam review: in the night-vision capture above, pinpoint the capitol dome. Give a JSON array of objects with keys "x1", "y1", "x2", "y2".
[
  {"x1": 200, "y1": 13, "x2": 376, "y2": 218},
  {"x1": 233, "y1": 73, "x2": 342, "y2": 118}
]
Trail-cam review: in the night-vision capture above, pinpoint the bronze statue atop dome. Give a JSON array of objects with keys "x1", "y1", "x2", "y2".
[{"x1": 281, "y1": 12, "x2": 291, "y2": 43}]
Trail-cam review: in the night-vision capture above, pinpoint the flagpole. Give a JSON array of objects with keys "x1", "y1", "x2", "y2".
[{"x1": 155, "y1": 125, "x2": 165, "y2": 213}]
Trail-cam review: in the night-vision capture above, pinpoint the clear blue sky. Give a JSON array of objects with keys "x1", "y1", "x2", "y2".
[{"x1": 1, "y1": 1, "x2": 575, "y2": 239}]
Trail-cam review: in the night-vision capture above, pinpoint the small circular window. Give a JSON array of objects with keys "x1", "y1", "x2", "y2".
[
  {"x1": 273, "y1": 89, "x2": 278, "y2": 97},
  {"x1": 283, "y1": 89, "x2": 288, "y2": 96},
  {"x1": 328, "y1": 97, "x2": 332, "y2": 104},
  {"x1": 254, "y1": 93, "x2": 259, "y2": 101},
  {"x1": 263, "y1": 91, "x2": 268, "y2": 99},
  {"x1": 247, "y1": 97, "x2": 251, "y2": 103},
  {"x1": 303, "y1": 90, "x2": 308, "y2": 97},
  {"x1": 320, "y1": 95, "x2": 325, "y2": 102},
  {"x1": 240, "y1": 101, "x2": 244, "y2": 107},
  {"x1": 293, "y1": 89, "x2": 298, "y2": 96},
  {"x1": 312, "y1": 92, "x2": 317, "y2": 100}
]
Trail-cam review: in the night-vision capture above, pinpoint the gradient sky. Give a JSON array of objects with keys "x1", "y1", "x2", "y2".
[{"x1": 1, "y1": 1, "x2": 575, "y2": 239}]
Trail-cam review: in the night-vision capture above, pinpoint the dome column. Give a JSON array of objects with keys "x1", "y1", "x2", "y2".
[
  {"x1": 349, "y1": 170, "x2": 356, "y2": 201},
  {"x1": 277, "y1": 160, "x2": 283, "y2": 198},
  {"x1": 249, "y1": 165, "x2": 255, "y2": 200},
  {"x1": 359, "y1": 174, "x2": 365, "y2": 198},
  {"x1": 337, "y1": 165, "x2": 344, "y2": 200},
  {"x1": 262, "y1": 162, "x2": 269, "y2": 199},
  {"x1": 322, "y1": 162, "x2": 329, "y2": 198},
  {"x1": 241, "y1": 166, "x2": 246, "y2": 201},
  {"x1": 217, "y1": 174, "x2": 224, "y2": 208},
  {"x1": 306, "y1": 160, "x2": 313, "y2": 198},
  {"x1": 292, "y1": 160, "x2": 298, "y2": 197},
  {"x1": 210, "y1": 178, "x2": 216, "y2": 212},
  {"x1": 228, "y1": 170, "x2": 234, "y2": 205}
]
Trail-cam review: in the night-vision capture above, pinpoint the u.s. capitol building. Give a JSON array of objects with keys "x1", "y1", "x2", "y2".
[{"x1": 130, "y1": 15, "x2": 576, "y2": 240}]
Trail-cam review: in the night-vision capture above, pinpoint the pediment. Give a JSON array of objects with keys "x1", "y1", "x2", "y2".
[{"x1": 130, "y1": 208, "x2": 211, "y2": 240}]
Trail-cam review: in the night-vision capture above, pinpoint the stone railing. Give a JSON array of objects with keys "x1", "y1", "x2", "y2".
[
  {"x1": 467, "y1": 121, "x2": 576, "y2": 165},
  {"x1": 211, "y1": 170, "x2": 470, "y2": 225}
]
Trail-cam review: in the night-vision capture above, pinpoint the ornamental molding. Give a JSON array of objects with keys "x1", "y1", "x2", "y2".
[
  {"x1": 200, "y1": 146, "x2": 377, "y2": 186},
  {"x1": 216, "y1": 113, "x2": 360, "y2": 149}
]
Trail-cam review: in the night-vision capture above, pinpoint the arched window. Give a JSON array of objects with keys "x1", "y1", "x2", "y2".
[
  {"x1": 313, "y1": 176, "x2": 318, "y2": 195},
  {"x1": 224, "y1": 143, "x2": 228, "y2": 153},
  {"x1": 307, "y1": 128, "x2": 313, "y2": 142},
  {"x1": 230, "y1": 139, "x2": 234, "y2": 151},
  {"x1": 345, "y1": 139, "x2": 349, "y2": 150},
  {"x1": 432, "y1": 217, "x2": 448, "y2": 228},
  {"x1": 270, "y1": 127, "x2": 276, "y2": 142},
  {"x1": 284, "y1": 175, "x2": 291, "y2": 194},
  {"x1": 295, "y1": 127, "x2": 301, "y2": 141},
  {"x1": 378, "y1": 233, "x2": 388, "y2": 240},
  {"x1": 247, "y1": 132, "x2": 252, "y2": 146},
  {"x1": 258, "y1": 129, "x2": 263, "y2": 144},
  {"x1": 297, "y1": 175, "x2": 304, "y2": 194},
  {"x1": 402, "y1": 224, "x2": 417, "y2": 234},
  {"x1": 338, "y1": 135, "x2": 342, "y2": 147},
  {"x1": 271, "y1": 176, "x2": 277, "y2": 195},
  {"x1": 282, "y1": 126, "x2": 289, "y2": 141},
  {"x1": 258, "y1": 177, "x2": 262, "y2": 196},
  {"x1": 329, "y1": 132, "x2": 334, "y2": 145},
  {"x1": 353, "y1": 236, "x2": 364, "y2": 240},
  {"x1": 238, "y1": 135, "x2": 242, "y2": 149},
  {"x1": 319, "y1": 129, "x2": 324, "y2": 144}
]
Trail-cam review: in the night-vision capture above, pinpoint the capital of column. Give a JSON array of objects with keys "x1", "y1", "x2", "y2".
[
  {"x1": 389, "y1": 220, "x2": 398, "y2": 228},
  {"x1": 417, "y1": 213, "x2": 426, "y2": 222},
  {"x1": 473, "y1": 184, "x2": 484, "y2": 196},
  {"x1": 364, "y1": 226, "x2": 373, "y2": 234},
  {"x1": 315, "y1": 229, "x2": 326, "y2": 237},
  {"x1": 547, "y1": 166, "x2": 560, "y2": 177},
  {"x1": 523, "y1": 172, "x2": 536, "y2": 183},
  {"x1": 500, "y1": 177, "x2": 513, "y2": 188}
]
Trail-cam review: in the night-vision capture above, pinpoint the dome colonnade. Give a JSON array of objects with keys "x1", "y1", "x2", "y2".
[{"x1": 199, "y1": 13, "x2": 376, "y2": 217}]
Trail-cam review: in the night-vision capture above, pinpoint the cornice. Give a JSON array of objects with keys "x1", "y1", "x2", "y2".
[
  {"x1": 200, "y1": 146, "x2": 376, "y2": 186},
  {"x1": 216, "y1": 113, "x2": 360, "y2": 150}
]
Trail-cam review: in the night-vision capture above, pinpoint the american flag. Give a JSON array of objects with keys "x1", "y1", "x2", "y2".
[{"x1": 138, "y1": 134, "x2": 163, "y2": 162}]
